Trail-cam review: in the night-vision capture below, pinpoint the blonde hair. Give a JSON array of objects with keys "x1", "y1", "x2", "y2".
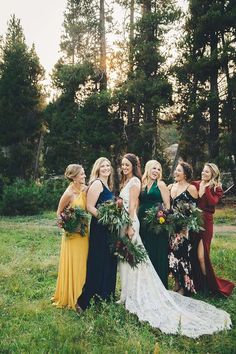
[
  {"x1": 89, "y1": 157, "x2": 114, "y2": 190},
  {"x1": 142, "y1": 160, "x2": 162, "y2": 190},
  {"x1": 204, "y1": 163, "x2": 222, "y2": 190},
  {"x1": 64, "y1": 164, "x2": 83, "y2": 181}
]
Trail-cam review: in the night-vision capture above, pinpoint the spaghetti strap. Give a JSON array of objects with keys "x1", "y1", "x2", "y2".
[
  {"x1": 95, "y1": 178, "x2": 111, "y2": 192},
  {"x1": 96, "y1": 178, "x2": 104, "y2": 186}
]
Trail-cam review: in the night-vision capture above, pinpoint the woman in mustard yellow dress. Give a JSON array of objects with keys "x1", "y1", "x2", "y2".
[{"x1": 52, "y1": 164, "x2": 89, "y2": 310}]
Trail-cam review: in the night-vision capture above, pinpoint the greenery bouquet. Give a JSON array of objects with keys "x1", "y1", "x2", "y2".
[
  {"x1": 97, "y1": 198, "x2": 147, "y2": 268},
  {"x1": 144, "y1": 204, "x2": 173, "y2": 234},
  {"x1": 57, "y1": 206, "x2": 89, "y2": 236},
  {"x1": 169, "y1": 200, "x2": 204, "y2": 233}
]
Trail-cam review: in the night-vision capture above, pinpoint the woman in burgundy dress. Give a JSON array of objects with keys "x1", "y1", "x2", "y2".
[{"x1": 192, "y1": 163, "x2": 234, "y2": 297}]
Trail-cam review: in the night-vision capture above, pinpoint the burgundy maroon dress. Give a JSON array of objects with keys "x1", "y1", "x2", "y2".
[{"x1": 191, "y1": 181, "x2": 234, "y2": 297}]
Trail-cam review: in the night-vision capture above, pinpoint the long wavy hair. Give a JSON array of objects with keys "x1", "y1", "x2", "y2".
[
  {"x1": 204, "y1": 163, "x2": 222, "y2": 190},
  {"x1": 120, "y1": 153, "x2": 142, "y2": 188},
  {"x1": 89, "y1": 157, "x2": 114, "y2": 190},
  {"x1": 142, "y1": 160, "x2": 162, "y2": 190}
]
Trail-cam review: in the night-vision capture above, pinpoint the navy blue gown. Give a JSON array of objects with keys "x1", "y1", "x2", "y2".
[{"x1": 77, "y1": 180, "x2": 117, "y2": 309}]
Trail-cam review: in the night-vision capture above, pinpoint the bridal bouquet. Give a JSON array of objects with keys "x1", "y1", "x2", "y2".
[
  {"x1": 57, "y1": 206, "x2": 89, "y2": 236},
  {"x1": 97, "y1": 198, "x2": 131, "y2": 234},
  {"x1": 169, "y1": 200, "x2": 204, "y2": 233},
  {"x1": 97, "y1": 198, "x2": 147, "y2": 268},
  {"x1": 144, "y1": 204, "x2": 173, "y2": 234},
  {"x1": 111, "y1": 236, "x2": 148, "y2": 268}
]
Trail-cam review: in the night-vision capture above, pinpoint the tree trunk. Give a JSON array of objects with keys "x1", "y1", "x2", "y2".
[
  {"x1": 221, "y1": 32, "x2": 236, "y2": 184},
  {"x1": 99, "y1": 0, "x2": 107, "y2": 91},
  {"x1": 34, "y1": 131, "x2": 44, "y2": 179},
  {"x1": 127, "y1": 0, "x2": 135, "y2": 126},
  {"x1": 129, "y1": 0, "x2": 135, "y2": 73},
  {"x1": 209, "y1": 31, "x2": 219, "y2": 159}
]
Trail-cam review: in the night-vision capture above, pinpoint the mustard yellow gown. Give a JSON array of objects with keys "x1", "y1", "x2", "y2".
[{"x1": 52, "y1": 191, "x2": 89, "y2": 310}]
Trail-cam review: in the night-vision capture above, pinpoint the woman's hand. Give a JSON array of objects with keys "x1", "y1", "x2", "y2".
[
  {"x1": 127, "y1": 225, "x2": 135, "y2": 239},
  {"x1": 202, "y1": 181, "x2": 213, "y2": 189}
]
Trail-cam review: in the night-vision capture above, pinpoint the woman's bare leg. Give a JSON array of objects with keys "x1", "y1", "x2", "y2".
[{"x1": 198, "y1": 239, "x2": 206, "y2": 275}]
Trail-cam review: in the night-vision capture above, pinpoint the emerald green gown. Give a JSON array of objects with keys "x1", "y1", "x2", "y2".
[{"x1": 138, "y1": 181, "x2": 169, "y2": 288}]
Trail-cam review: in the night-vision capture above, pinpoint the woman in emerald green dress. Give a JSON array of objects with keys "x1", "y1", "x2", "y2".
[{"x1": 138, "y1": 160, "x2": 170, "y2": 288}]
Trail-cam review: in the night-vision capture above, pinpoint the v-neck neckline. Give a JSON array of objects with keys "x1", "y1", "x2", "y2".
[
  {"x1": 171, "y1": 185, "x2": 190, "y2": 200},
  {"x1": 198, "y1": 181, "x2": 206, "y2": 198},
  {"x1": 146, "y1": 181, "x2": 156, "y2": 194}
]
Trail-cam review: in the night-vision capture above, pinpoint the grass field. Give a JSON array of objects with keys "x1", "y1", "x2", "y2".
[
  {"x1": 215, "y1": 207, "x2": 236, "y2": 225},
  {"x1": 0, "y1": 211, "x2": 235, "y2": 353}
]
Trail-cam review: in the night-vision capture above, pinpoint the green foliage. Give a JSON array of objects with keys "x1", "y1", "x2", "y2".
[
  {"x1": 44, "y1": 61, "x2": 93, "y2": 174},
  {"x1": 97, "y1": 199, "x2": 148, "y2": 268},
  {"x1": 39, "y1": 178, "x2": 68, "y2": 210},
  {"x1": 44, "y1": 95, "x2": 82, "y2": 175},
  {"x1": 0, "y1": 178, "x2": 68, "y2": 215},
  {"x1": 60, "y1": 0, "x2": 100, "y2": 64},
  {"x1": 1, "y1": 179, "x2": 42, "y2": 215},
  {"x1": 0, "y1": 15, "x2": 45, "y2": 179},
  {"x1": 174, "y1": 0, "x2": 236, "y2": 176},
  {"x1": 58, "y1": 206, "x2": 89, "y2": 236},
  {"x1": 215, "y1": 208, "x2": 236, "y2": 225},
  {"x1": 114, "y1": 0, "x2": 178, "y2": 163},
  {"x1": 97, "y1": 199, "x2": 132, "y2": 234},
  {"x1": 144, "y1": 201, "x2": 204, "y2": 235},
  {"x1": 76, "y1": 90, "x2": 123, "y2": 170},
  {"x1": 51, "y1": 60, "x2": 95, "y2": 95},
  {"x1": 144, "y1": 205, "x2": 173, "y2": 234}
]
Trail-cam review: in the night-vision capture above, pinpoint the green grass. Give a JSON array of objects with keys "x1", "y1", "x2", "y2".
[
  {"x1": 0, "y1": 212, "x2": 235, "y2": 353},
  {"x1": 215, "y1": 208, "x2": 236, "y2": 225}
]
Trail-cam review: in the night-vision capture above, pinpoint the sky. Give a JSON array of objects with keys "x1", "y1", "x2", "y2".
[
  {"x1": 0, "y1": 0, "x2": 188, "y2": 81},
  {"x1": 0, "y1": 0, "x2": 67, "y2": 76}
]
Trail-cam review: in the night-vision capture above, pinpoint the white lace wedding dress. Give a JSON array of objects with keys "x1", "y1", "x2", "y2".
[{"x1": 119, "y1": 177, "x2": 232, "y2": 338}]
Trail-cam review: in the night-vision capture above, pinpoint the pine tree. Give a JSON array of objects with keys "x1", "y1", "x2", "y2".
[
  {"x1": 174, "y1": 0, "x2": 236, "y2": 178},
  {"x1": 0, "y1": 15, "x2": 45, "y2": 179},
  {"x1": 115, "y1": 0, "x2": 179, "y2": 165},
  {"x1": 44, "y1": 0, "x2": 123, "y2": 176}
]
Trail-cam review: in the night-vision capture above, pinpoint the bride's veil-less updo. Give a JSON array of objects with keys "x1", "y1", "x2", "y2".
[{"x1": 120, "y1": 153, "x2": 142, "y2": 188}]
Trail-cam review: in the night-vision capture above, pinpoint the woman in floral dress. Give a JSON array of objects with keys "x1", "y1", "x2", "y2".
[{"x1": 168, "y1": 161, "x2": 198, "y2": 296}]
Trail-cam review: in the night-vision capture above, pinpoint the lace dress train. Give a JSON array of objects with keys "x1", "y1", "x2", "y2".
[{"x1": 119, "y1": 177, "x2": 232, "y2": 338}]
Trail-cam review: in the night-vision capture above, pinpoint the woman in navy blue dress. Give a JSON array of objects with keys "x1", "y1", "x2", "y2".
[{"x1": 76, "y1": 157, "x2": 117, "y2": 311}]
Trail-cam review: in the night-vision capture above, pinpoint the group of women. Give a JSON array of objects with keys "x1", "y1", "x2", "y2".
[{"x1": 52, "y1": 154, "x2": 234, "y2": 338}]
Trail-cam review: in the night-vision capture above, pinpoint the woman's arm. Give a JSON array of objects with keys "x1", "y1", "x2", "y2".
[
  {"x1": 56, "y1": 190, "x2": 72, "y2": 218},
  {"x1": 129, "y1": 184, "x2": 140, "y2": 220},
  {"x1": 86, "y1": 180, "x2": 103, "y2": 217},
  {"x1": 187, "y1": 184, "x2": 198, "y2": 199},
  {"x1": 127, "y1": 180, "x2": 141, "y2": 238},
  {"x1": 205, "y1": 186, "x2": 223, "y2": 206},
  {"x1": 158, "y1": 181, "x2": 170, "y2": 209}
]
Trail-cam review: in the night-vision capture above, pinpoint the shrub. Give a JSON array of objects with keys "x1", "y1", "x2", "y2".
[
  {"x1": 39, "y1": 177, "x2": 68, "y2": 210},
  {"x1": 1, "y1": 179, "x2": 42, "y2": 215},
  {"x1": 0, "y1": 177, "x2": 69, "y2": 216}
]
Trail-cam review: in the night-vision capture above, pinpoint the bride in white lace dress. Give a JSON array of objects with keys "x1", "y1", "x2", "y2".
[{"x1": 118, "y1": 153, "x2": 232, "y2": 338}]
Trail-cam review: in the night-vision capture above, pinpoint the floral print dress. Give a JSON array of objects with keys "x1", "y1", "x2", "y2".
[{"x1": 169, "y1": 188, "x2": 197, "y2": 295}]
